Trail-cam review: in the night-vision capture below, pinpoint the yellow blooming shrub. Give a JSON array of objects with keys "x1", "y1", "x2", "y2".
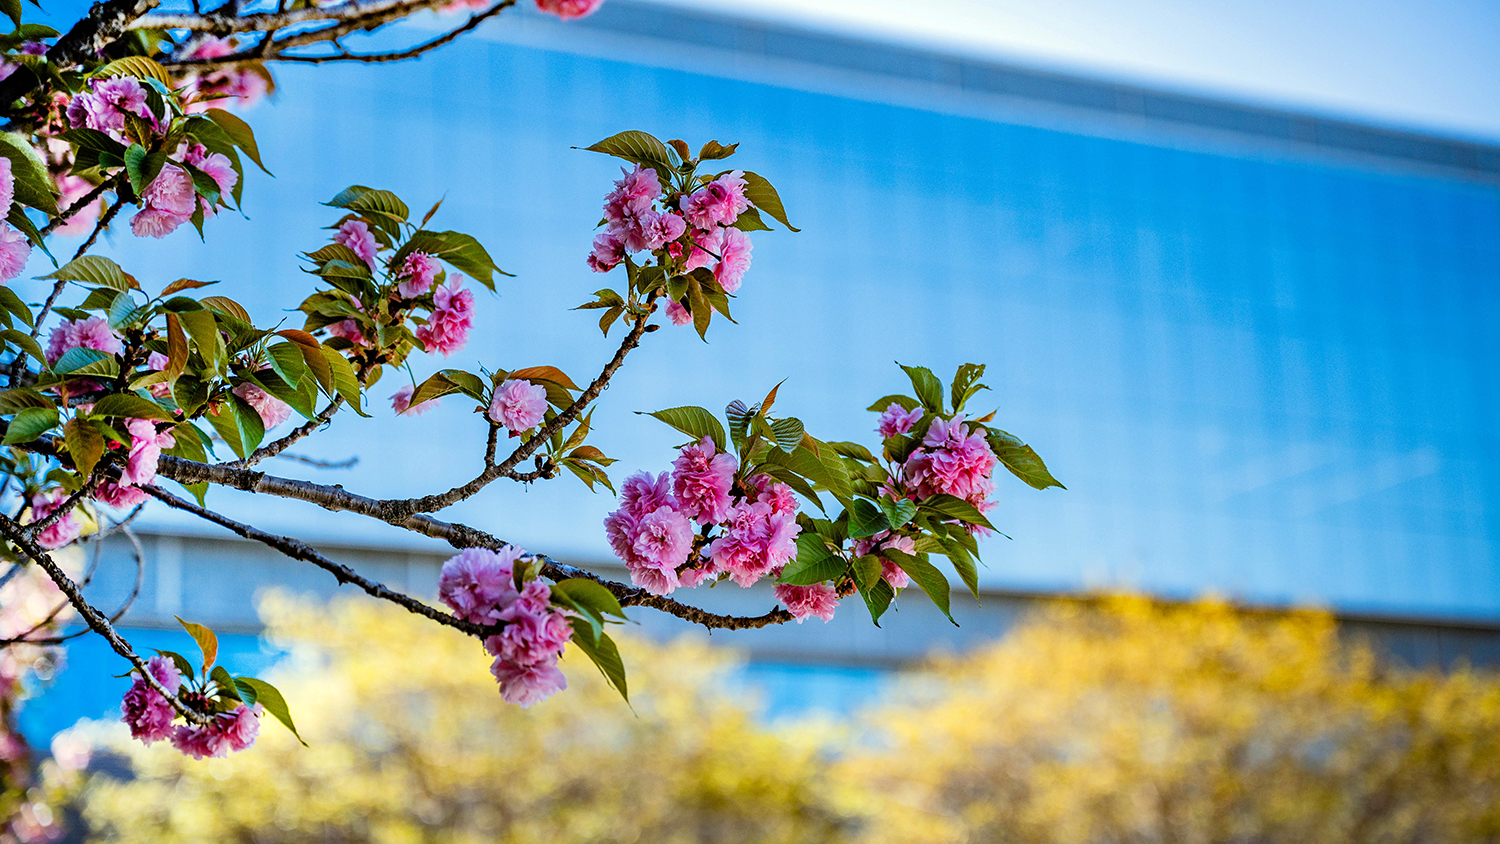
[
  {"x1": 66, "y1": 593, "x2": 847, "y2": 844},
  {"x1": 842, "y1": 595, "x2": 1500, "y2": 844}
]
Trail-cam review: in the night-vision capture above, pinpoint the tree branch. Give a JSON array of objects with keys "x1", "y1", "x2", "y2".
[
  {"x1": 148, "y1": 455, "x2": 799, "y2": 630},
  {"x1": 0, "y1": 512, "x2": 209, "y2": 724}
]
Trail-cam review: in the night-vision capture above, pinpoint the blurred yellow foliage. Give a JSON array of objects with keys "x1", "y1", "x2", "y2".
[
  {"x1": 59, "y1": 593, "x2": 1500, "y2": 844},
  {"x1": 69, "y1": 593, "x2": 846, "y2": 844},
  {"x1": 842, "y1": 594, "x2": 1500, "y2": 844}
]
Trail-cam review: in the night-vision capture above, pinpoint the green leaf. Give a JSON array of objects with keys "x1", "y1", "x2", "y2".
[
  {"x1": 984, "y1": 429, "x2": 1065, "y2": 491},
  {"x1": 0, "y1": 0, "x2": 22, "y2": 28},
  {"x1": 2, "y1": 406, "x2": 57, "y2": 444},
  {"x1": 178, "y1": 308, "x2": 224, "y2": 374},
  {"x1": 739, "y1": 170, "x2": 798, "y2": 232},
  {"x1": 106, "y1": 290, "x2": 141, "y2": 328},
  {"x1": 0, "y1": 131, "x2": 57, "y2": 215},
  {"x1": 935, "y1": 533, "x2": 981, "y2": 601},
  {"x1": 769, "y1": 416, "x2": 804, "y2": 453},
  {"x1": 898, "y1": 363, "x2": 944, "y2": 413},
  {"x1": 51, "y1": 346, "x2": 117, "y2": 377},
  {"x1": 761, "y1": 445, "x2": 851, "y2": 499},
  {"x1": 175, "y1": 616, "x2": 218, "y2": 670},
  {"x1": 583, "y1": 130, "x2": 676, "y2": 177},
  {"x1": 847, "y1": 498, "x2": 889, "y2": 540},
  {"x1": 207, "y1": 394, "x2": 265, "y2": 459},
  {"x1": 234, "y1": 677, "x2": 306, "y2": 745},
  {"x1": 866, "y1": 394, "x2": 917, "y2": 413},
  {"x1": 90, "y1": 393, "x2": 173, "y2": 421},
  {"x1": 203, "y1": 108, "x2": 270, "y2": 174},
  {"x1": 0, "y1": 328, "x2": 43, "y2": 364},
  {"x1": 730, "y1": 205, "x2": 773, "y2": 232},
  {"x1": 397, "y1": 230, "x2": 508, "y2": 290},
  {"x1": 884, "y1": 549, "x2": 955, "y2": 625},
  {"x1": 320, "y1": 346, "x2": 367, "y2": 417},
  {"x1": 326, "y1": 185, "x2": 408, "y2": 224},
  {"x1": 725, "y1": 399, "x2": 754, "y2": 447},
  {"x1": 0, "y1": 285, "x2": 33, "y2": 328},
  {"x1": 211, "y1": 665, "x2": 242, "y2": 701},
  {"x1": 266, "y1": 342, "x2": 308, "y2": 389},
  {"x1": 551, "y1": 578, "x2": 627, "y2": 620},
  {"x1": 63, "y1": 416, "x2": 103, "y2": 476},
  {"x1": 950, "y1": 363, "x2": 989, "y2": 412},
  {"x1": 249, "y1": 369, "x2": 316, "y2": 421},
  {"x1": 91, "y1": 55, "x2": 171, "y2": 85},
  {"x1": 641, "y1": 406, "x2": 725, "y2": 452},
  {"x1": 778, "y1": 535, "x2": 846, "y2": 585},
  {"x1": 40, "y1": 254, "x2": 129, "y2": 291},
  {"x1": 920, "y1": 493, "x2": 997, "y2": 533},
  {"x1": 877, "y1": 496, "x2": 918, "y2": 531},
  {"x1": 569, "y1": 622, "x2": 628, "y2": 703},
  {"x1": 854, "y1": 560, "x2": 895, "y2": 626}
]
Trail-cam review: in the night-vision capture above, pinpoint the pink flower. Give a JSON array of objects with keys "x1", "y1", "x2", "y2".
[
  {"x1": 626, "y1": 505, "x2": 693, "y2": 595},
  {"x1": 438, "y1": 546, "x2": 526, "y2": 625},
  {"x1": 46, "y1": 316, "x2": 121, "y2": 365},
  {"x1": 903, "y1": 416, "x2": 998, "y2": 505},
  {"x1": 534, "y1": 0, "x2": 605, "y2": 19},
  {"x1": 714, "y1": 227, "x2": 752, "y2": 293},
  {"x1": 396, "y1": 252, "x2": 440, "y2": 298},
  {"x1": 121, "y1": 655, "x2": 181, "y2": 744},
  {"x1": 749, "y1": 474, "x2": 798, "y2": 515},
  {"x1": 665, "y1": 299, "x2": 691, "y2": 326},
  {"x1": 488, "y1": 379, "x2": 548, "y2": 434},
  {"x1": 0, "y1": 157, "x2": 13, "y2": 217},
  {"x1": 66, "y1": 77, "x2": 153, "y2": 140},
  {"x1": 334, "y1": 219, "x2": 379, "y2": 269},
  {"x1": 855, "y1": 532, "x2": 916, "y2": 589},
  {"x1": 774, "y1": 582, "x2": 839, "y2": 623},
  {"x1": 587, "y1": 227, "x2": 627, "y2": 273},
  {"x1": 682, "y1": 226, "x2": 722, "y2": 273},
  {"x1": 489, "y1": 658, "x2": 568, "y2": 707},
  {"x1": 130, "y1": 165, "x2": 196, "y2": 239},
  {"x1": 877, "y1": 403, "x2": 924, "y2": 439},
  {"x1": 638, "y1": 210, "x2": 686, "y2": 250},
  {"x1": 170, "y1": 704, "x2": 261, "y2": 759},
  {"x1": 29, "y1": 491, "x2": 80, "y2": 550},
  {"x1": 481, "y1": 579, "x2": 574, "y2": 707},
  {"x1": 182, "y1": 37, "x2": 268, "y2": 111},
  {"x1": 121, "y1": 418, "x2": 174, "y2": 487},
  {"x1": 0, "y1": 224, "x2": 30, "y2": 283},
  {"x1": 232, "y1": 382, "x2": 293, "y2": 429},
  {"x1": 325, "y1": 317, "x2": 369, "y2": 348},
  {"x1": 680, "y1": 171, "x2": 748, "y2": 229},
  {"x1": 180, "y1": 142, "x2": 238, "y2": 216},
  {"x1": 603, "y1": 165, "x2": 659, "y2": 224},
  {"x1": 707, "y1": 500, "x2": 800, "y2": 587},
  {"x1": 390, "y1": 384, "x2": 440, "y2": 416},
  {"x1": 671, "y1": 436, "x2": 736, "y2": 525},
  {"x1": 96, "y1": 481, "x2": 148, "y2": 510},
  {"x1": 415, "y1": 279, "x2": 474, "y2": 356},
  {"x1": 144, "y1": 351, "x2": 172, "y2": 398}
]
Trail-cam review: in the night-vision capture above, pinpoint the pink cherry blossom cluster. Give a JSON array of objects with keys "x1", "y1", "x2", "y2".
[
  {"x1": 65, "y1": 77, "x2": 156, "y2": 144},
  {"x1": 120, "y1": 655, "x2": 262, "y2": 758},
  {"x1": 27, "y1": 489, "x2": 81, "y2": 550},
  {"x1": 587, "y1": 166, "x2": 756, "y2": 302},
  {"x1": 180, "y1": 37, "x2": 269, "y2": 112},
  {"x1": 437, "y1": 546, "x2": 573, "y2": 707},
  {"x1": 232, "y1": 382, "x2": 294, "y2": 430},
  {"x1": 901, "y1": 416, "x2": 999, "y2": 511},
  {"x1": 603, "y1": 438, "x2": 822, "y2": 618},
  {"x1": 0, "y1": 158, "x2": 31, "y2": 282},
  {"x1": 327, "y1": 221, "x2": 474, "y2": 357},
  {"x1": 45, "y1": 315, "x2": 121, "y2": 395},
  {"x1": 131, "y1": 142, "x2": 239, "y2": 239},
  {"x1": 95, "y1": 418, "x2": 176, "y2": 510},
  {"x1": 488, "y1": 379, "x2": 548, "y2": 435}
]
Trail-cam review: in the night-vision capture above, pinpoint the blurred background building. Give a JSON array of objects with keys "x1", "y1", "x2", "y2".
[{"x1": 19, "y1": 0, "x2": 1500, "y2": 741}]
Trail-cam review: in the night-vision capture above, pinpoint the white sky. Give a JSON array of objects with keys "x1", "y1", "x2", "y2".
[{"x1": 650, "y1": 0, "x2": 1500, "y2": 144}]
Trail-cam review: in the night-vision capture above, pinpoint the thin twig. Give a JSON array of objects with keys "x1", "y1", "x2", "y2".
[{"x1": 274, "y1": 452, "x2": 359, "y2": 469}]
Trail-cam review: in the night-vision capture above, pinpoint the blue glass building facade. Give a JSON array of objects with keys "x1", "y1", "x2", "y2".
[{"x1": 17, "y1": 0, "x2": 1500, "y2": 735}]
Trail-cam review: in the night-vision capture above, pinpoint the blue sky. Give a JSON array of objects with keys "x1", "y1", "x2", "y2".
[{"x1": 655, "y1": 0, "x2": 1500, "y2": 144}]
